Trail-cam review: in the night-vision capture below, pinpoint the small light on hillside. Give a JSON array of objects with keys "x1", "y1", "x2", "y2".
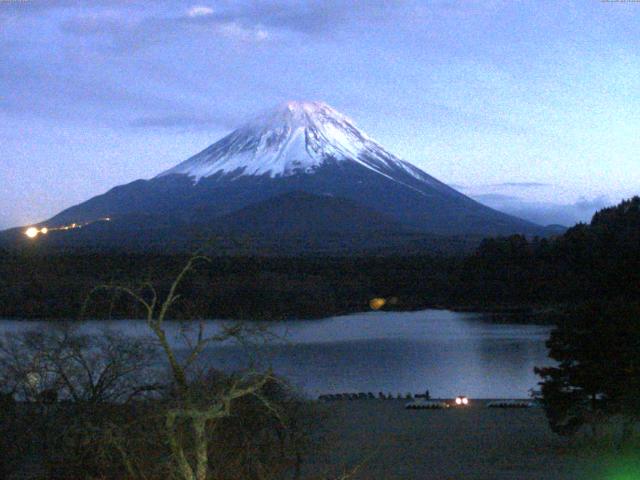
[
  {"x1": 369, "y1": 298, "x2": 386, "y2": 310},
  {"x1": 25, "y1": 227, "x2": 39, "y2": 239}
]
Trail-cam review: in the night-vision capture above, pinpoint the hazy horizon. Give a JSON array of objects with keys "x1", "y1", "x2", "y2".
[{"x1": 2, "y1": 1, "x2": 639, "y2": 229}]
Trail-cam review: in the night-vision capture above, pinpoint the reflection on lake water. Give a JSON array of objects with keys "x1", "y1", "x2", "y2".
[{"x1": 0, "y1": 309, "x2": 552, "y2": 398}]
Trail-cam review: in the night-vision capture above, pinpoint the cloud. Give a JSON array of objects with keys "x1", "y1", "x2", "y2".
[
  {"x1": 129, "y1": 113, "x2": 237, "y2": 130},
  {"x1": 0, "y1": 5, "x2": 274, "y2": 129},
  {"x1": 59, "y1": 4, "x2": 274, "y2": 48},
  {"x1": 0, "y1": 0, "x2": 151, "y2": 16},
  {"x1": 574, "y1": 195, "x2": 610, "y2": 211},
  {"x1": 54, "y1": 0, "x2": 507, "y2": 53},
  {"x1": 59, "y1": 13, "x2": 127, "y2": 36},
  {"x1": 472, "y1": 193, "x2": 613, "y2": 227},
  {"x1": 215, "y1": 21, "x2": 270, "y2": 42},
  {"x1": 460, "y1": 181, "x2": 613, "y2": 226},
  {"x1": 0, "y1": 56, "x2": 193, "y2": 124},
  {"x1": 187, "y1": 6, "x2": 214, "y2": 18},
  {"x1": 454, "y1": 181, "x2": 553, "y2": 191},
  {"x1": 490, "y1": 182, "x2": 552, "y2": 188},
  {"x1": 174, "y1": 1, "x2": 345, "y2": 36},
  {"x1": 472, "y1": 193, "x2": 519, "y2": 202},
  {"x1": 59, "y1": 13, "x2": 160, "y2": 51}
]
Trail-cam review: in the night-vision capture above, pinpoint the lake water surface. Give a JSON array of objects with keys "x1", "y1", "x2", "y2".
[{"x1": 0, "y1": 309, "x2": 552, "y2": 399}]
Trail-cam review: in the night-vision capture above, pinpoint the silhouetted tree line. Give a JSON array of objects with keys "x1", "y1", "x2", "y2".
[
  {"x1": 453, "y1": 196, "x2": 640, "y2": 307},
  {"x1": 0, "y1": 253, "x2": 457, "y2": 320},
  {"x1": 1, "y1": 197, "x2": 639, "y2": 321}
]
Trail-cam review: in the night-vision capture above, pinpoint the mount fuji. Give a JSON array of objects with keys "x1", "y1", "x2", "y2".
[{"x1": 4, "y1": 101, "x2": 551, "y2": 253}]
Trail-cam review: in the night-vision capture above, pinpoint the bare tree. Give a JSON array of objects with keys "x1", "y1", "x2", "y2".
[
  {"x1": 0, "y1": 324, "x2": 159, "y2": 479},
  {"x1": 0, "y1": 254, "x2": 353, "y2": 480},
  {"x1": 87, "y1": 255, "x2": 284, "y2": 480},
  {"x1": 0, "y1": 325, "x2": 158, "y2": 405}
]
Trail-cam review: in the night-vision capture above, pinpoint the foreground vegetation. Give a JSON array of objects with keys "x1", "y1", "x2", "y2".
[{"x1": 0, "y1": 259, "x2": 326, "y2": 479}]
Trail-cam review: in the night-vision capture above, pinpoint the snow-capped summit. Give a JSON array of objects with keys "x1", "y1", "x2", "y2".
[{"x1": 158, "y1": 100, "x2": 428, "y2": 183}]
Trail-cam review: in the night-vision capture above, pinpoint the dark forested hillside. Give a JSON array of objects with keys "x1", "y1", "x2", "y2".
[
  {"x1": 0, "y1": 253, "x2": 457, "y2": 320},
  {"x1": 1, "y1": 197, "x2": 638, "y2": 321},
  {"x1": 456, "y1": 196, "x2": 640, "y2": 306}
]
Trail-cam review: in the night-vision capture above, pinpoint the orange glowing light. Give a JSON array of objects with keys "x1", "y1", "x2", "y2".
[
  {"x1": 369, "y1": 298, "x2": 386, "y2": 310},
  {"x1": 40, "y1": 227, "x2": 49, "y2": 234}
]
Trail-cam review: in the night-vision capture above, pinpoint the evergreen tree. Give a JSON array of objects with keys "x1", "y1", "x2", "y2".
[{"x1": 535, "y1": 301, "x2": 640, "y2": 444}]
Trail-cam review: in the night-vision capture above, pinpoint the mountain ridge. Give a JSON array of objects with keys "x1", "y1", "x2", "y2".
[{"x1": 2, "y1": 101, "x2": 554, "y2": 252}]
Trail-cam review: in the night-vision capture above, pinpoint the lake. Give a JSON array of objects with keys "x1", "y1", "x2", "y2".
[{"x1": 0, "y1": 309, "x2": 552, "y2": 399}]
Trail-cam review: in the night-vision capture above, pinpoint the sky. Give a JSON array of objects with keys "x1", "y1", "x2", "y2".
[{"x1": 1, "y1": 0, "x2": 639, "y2": 229}]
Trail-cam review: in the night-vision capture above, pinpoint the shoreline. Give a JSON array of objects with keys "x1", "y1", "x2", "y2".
[{"x1": 0, "y1": 303, "x2": 563, "y2": 324}]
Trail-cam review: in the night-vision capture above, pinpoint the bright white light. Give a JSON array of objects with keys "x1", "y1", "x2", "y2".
[
  {"x1": 455, "y1": 397, "x2": 462, "y2": 405},
  {"x1": 25, "y1": 227, "x2": 39, "y2": 239},
  {"x1": 40, "y1": 227, "x2": 48, "y2": 234},
  {"x1": 462, "y1": 397, "x2": 469, "y2": 405}
]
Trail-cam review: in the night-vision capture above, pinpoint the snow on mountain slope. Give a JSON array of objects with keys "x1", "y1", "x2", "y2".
[{"x1": 158, "y1": 101, "x2": 439, "y2": 189}]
